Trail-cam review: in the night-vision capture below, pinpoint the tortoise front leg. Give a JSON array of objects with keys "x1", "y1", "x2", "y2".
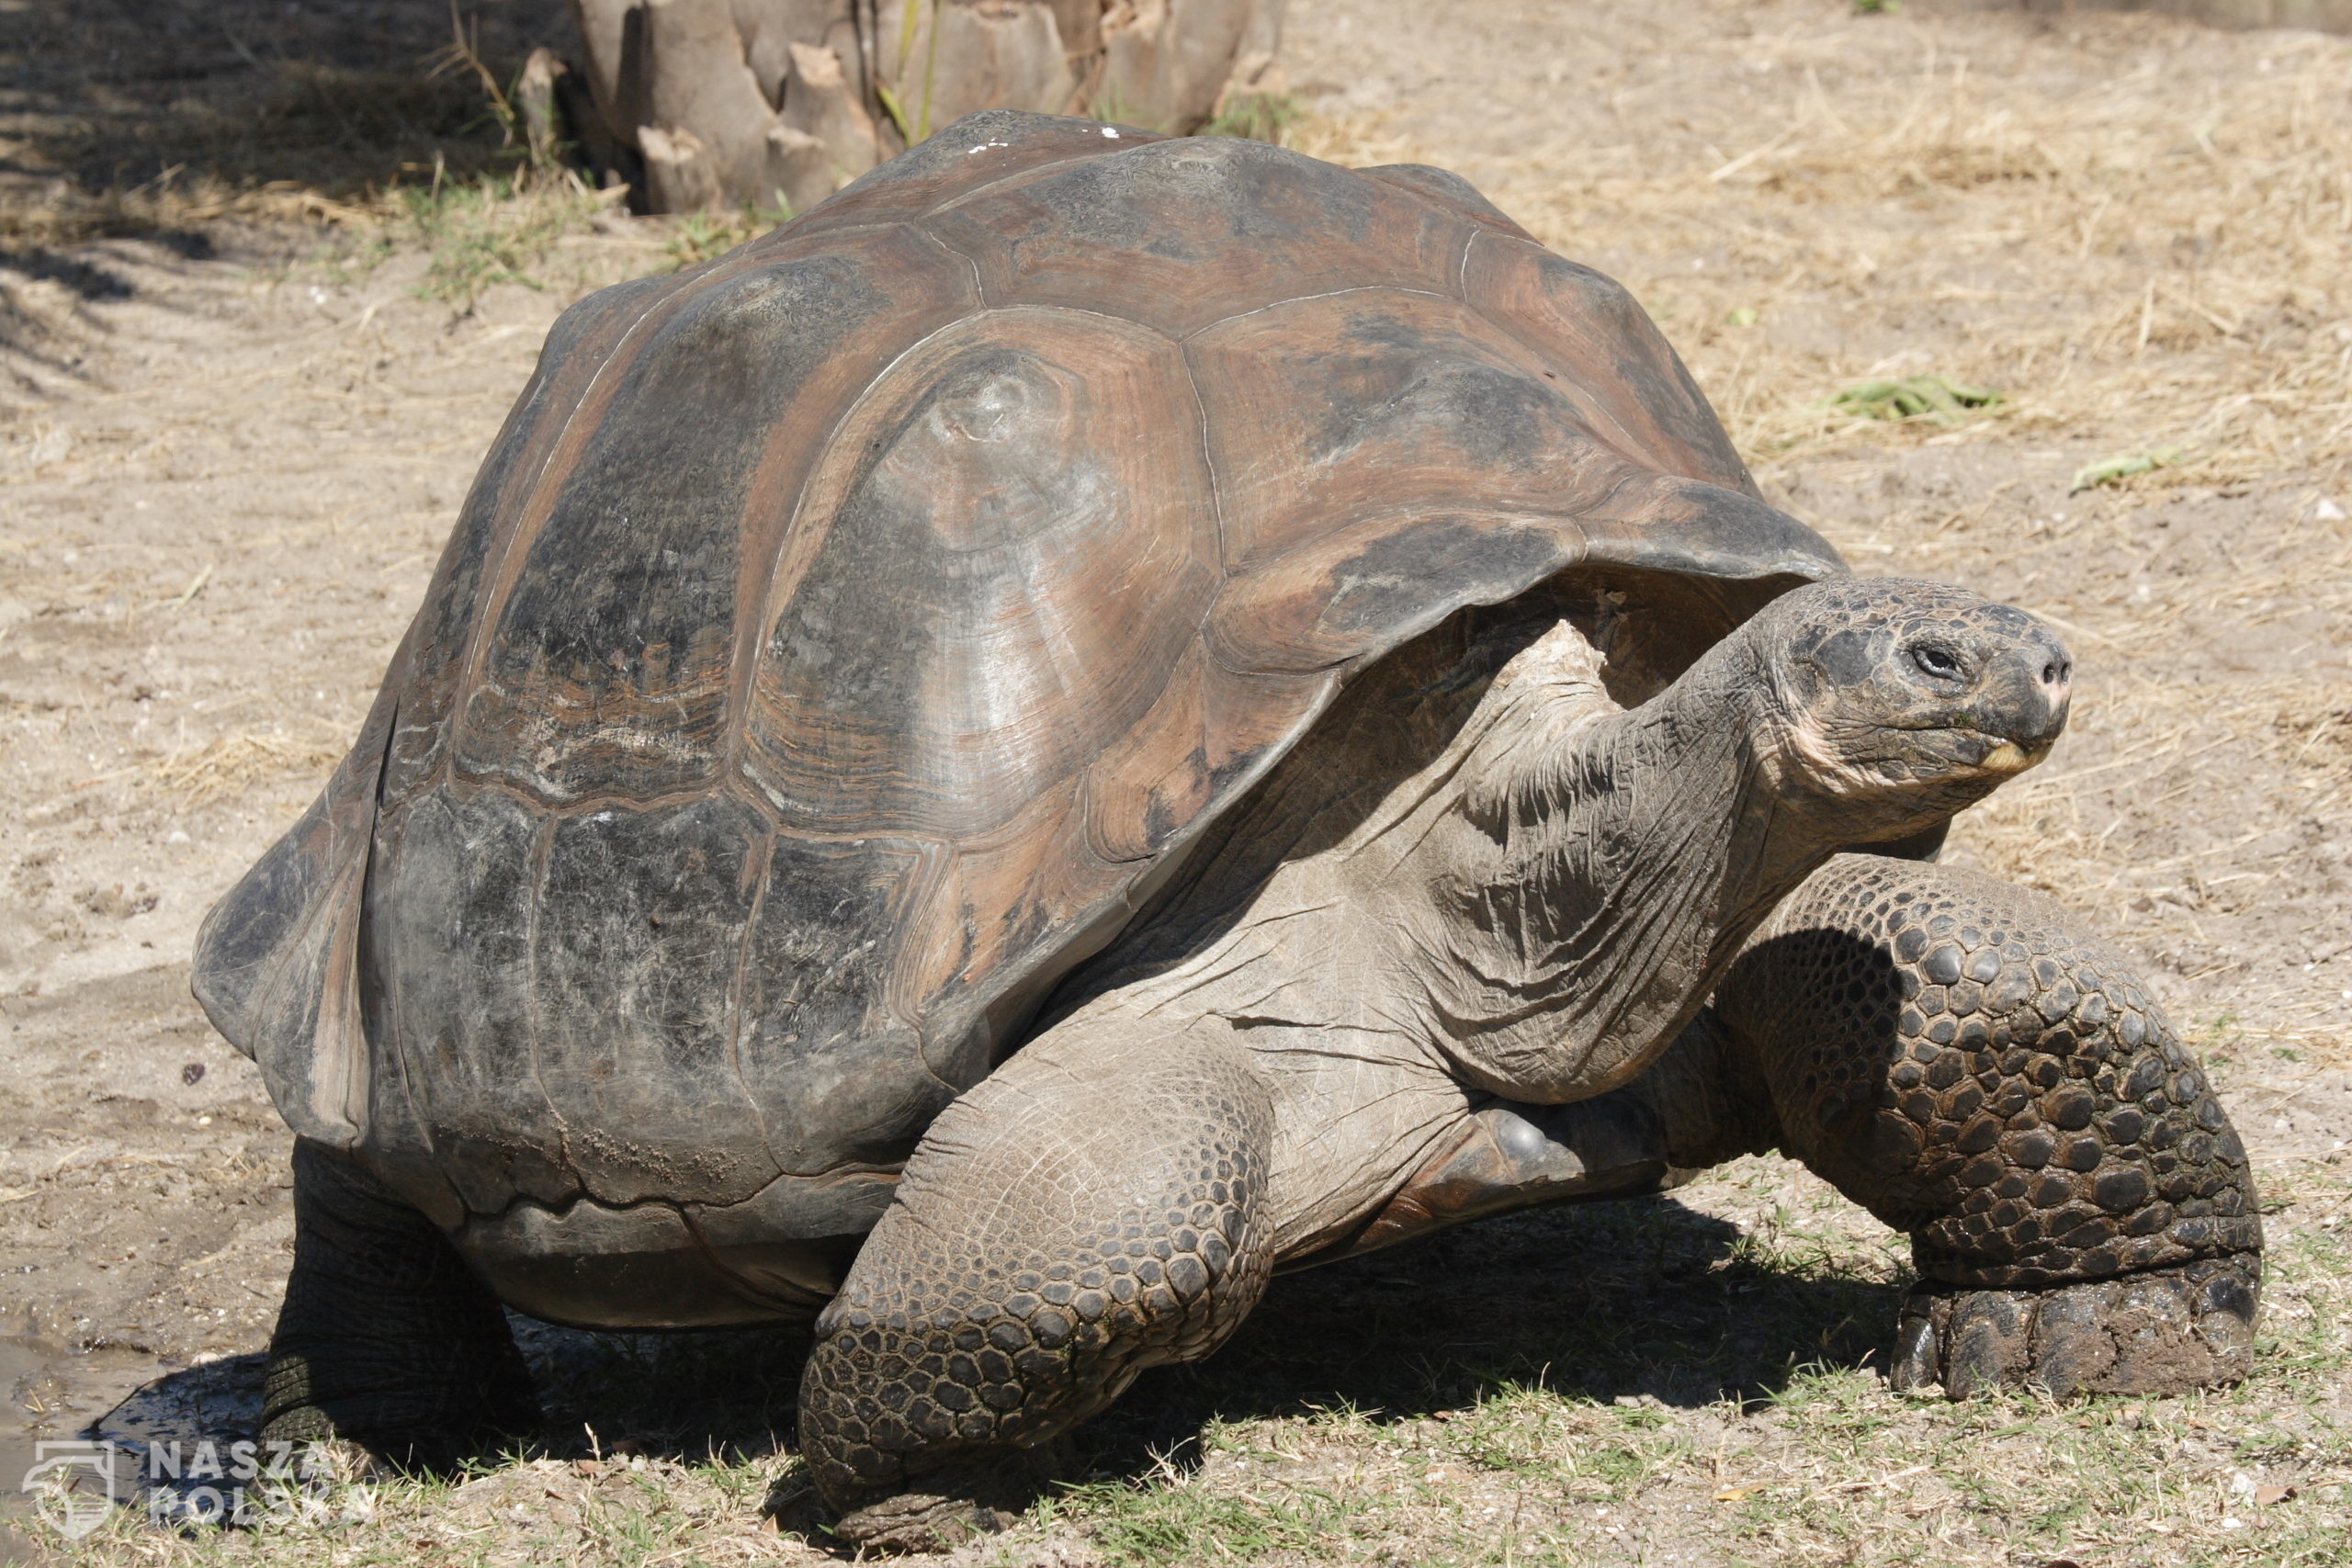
[
  {"x1": 798, "y1": 1022, "x2": 1277, "y2": 1549},
  {"x1": 262, "y1": 1139, "x2": 539, "y2": 1470},
  {"x1": 1712, "y1": 852, "x2": 2262, "y2": 1397}
]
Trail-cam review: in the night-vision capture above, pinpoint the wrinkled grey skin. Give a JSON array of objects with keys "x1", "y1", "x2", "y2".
[{"x1": 1046, "y1": 580, "x2": 2069, "y2": 1258}]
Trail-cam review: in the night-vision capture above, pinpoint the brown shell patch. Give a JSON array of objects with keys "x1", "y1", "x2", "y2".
[
  {"x1": 923, "y1": 135, "x2": 1474, "y2": 334},
  {"x1": 1462, "y1": 231, "x2": 1756, "y2": 494},
  {"x1": 1080, "y1": 649, "x2": 1329, "y2": 865},
  {"x1": 528, "y1": 794, "x2": 777, "y2": 1207},
  {"x1": 741, "y1": 306, "x2": 1219, "y2": 840},
  {"x1": 453, "y1": 231, "x2": 968, "y2": 805},
  {"x1": 1185, "y1": 288, "x2": 1637, "y2": 577},
  {"x1": 737, "y1": 833, "x2": 950, "y2": 1177},
  {"x1": 362, "y1": 786, "x2": 576, "y2": 1215}
]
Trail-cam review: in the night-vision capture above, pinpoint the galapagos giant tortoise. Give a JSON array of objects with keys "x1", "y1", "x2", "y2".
[{"x1": 195, "y1": 111, "x2": 2261, "y2": 1541}]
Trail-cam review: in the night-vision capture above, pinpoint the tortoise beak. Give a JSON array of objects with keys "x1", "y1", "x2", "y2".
[
  {"x1": 1973, "y1": 737, "x2": 2045, "y2": 774},
  {"x1": 1972, "y1": 624, "x2": 2073, "y2": 770}
]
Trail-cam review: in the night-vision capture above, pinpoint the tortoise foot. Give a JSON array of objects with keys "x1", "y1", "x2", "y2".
[
  {"x1": 821, "y1": 1449, "x2": 1069, "y2": 1554},
  {"x1": 832, "y1": 1491, "x2": 1013, "y2": 1554},
  {"x1": 1890, "y1": 1253, "x2": 2259, "y2": 1399},
  {"x1": 799, "y1": 1031, "x2": 1272, "y2": 1513},
  {"x1": 257, "y1": 1385, "x2": 529, "y2": 1477}
]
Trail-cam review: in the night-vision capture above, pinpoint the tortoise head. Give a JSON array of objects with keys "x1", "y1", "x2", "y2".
[{"x1": 1748, "y1": 577, "x2": 2073, "y2": 836}]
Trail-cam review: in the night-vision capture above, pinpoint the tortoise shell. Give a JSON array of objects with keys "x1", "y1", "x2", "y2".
[{"x1": 195, "y1": 112, "x2": 1840, "y2": 1320}]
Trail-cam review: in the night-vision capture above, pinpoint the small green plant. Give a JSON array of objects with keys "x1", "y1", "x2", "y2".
[
  {"x1": 876, "y1": 0, "x2": 946, "y2": 143},
  {"x1": 1201, "y1": 92, "x2": 1305, "y2": 145},
  {"x1": 2071, "y1": 446, "x2": 2186, "y2": 492},
  {"x1": 666, "y1": 198, "x2": 794, "y2": 270},
  {"x1": 1854, "y1": 0, "x2": 1902, "y2": 13},
  {"x1": 1826, "y1": 373, "x2": 2001, "y2": 424},
  {"x1": 398, "y1": 164, "x2": 605, "y2": 307}
]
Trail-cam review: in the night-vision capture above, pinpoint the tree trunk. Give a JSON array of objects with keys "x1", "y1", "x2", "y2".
[{"x1": 566, "y1": 0, "x2": 1289, "y2": 214}]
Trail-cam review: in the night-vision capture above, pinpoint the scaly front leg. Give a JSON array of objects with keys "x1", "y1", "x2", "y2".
[
  {"x1": 1712, "y1": 852, "x2": 2261, "y2": 1397},
  {"x1": 797, "y1": 1021, "x2": 1278, "y2": 1549}
]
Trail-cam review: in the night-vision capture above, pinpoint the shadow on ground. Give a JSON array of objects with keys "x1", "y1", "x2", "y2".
[
  {"x1": 93, "y1": 1188, "x2": 1906, "y2": 1499},
  {"x1": 0, "y1": 0, "x2": 575, "y2": 245},
  {"x1": 1084, "y1": 1190, "x2": 1904, "y2": 1483}
]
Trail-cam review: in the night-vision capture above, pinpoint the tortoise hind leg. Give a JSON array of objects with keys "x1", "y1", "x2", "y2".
[
  {"x1": 798, "y1": 1022, "x2": 1276, "y2": 1550},
  {"x1": 262, "y1": 1139, "x2": 540, "y2": 1470},
  {"x1": 1711, "y1": 852, "x2": 2262, "y2": 1398}
]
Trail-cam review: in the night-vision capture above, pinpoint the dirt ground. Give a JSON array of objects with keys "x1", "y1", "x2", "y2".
[{"x1": 2, "y1": 1, "x2": 2349, "y2": 1564}]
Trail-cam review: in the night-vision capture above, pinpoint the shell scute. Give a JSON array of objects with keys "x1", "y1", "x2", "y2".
[
  {"x1": 527, "y1": 793, "x2": 776, "y2": 1207},
  {"x1": 362, "y1": 787, "x2": 572, "y2": 1215},
  {"x1": 1206, "y1": 513, "x2": 1584, "y2": 681},
  {"x1": 1357, "y1": 164, "x2": 1536, "y2": 242},
  {"x1": 739, "y1": 833, "x2": 950, "y2": 1177},
  {"x1": 1080, "y1": 651, "x2": 1327, "y2": 865},
  {"x1": 742, "y1": 305, "x2": 1219, "y2": 839},
  {"x1": 1187, "y1": 289, "x2": 1633, "y2": 580},
  {"x1": 454, "y1": 238, "x2": 943, "y2": 805},
  {"x1": 922, "y1": 135, "x2": 1473, "y2": 333},
  {"x1": 383, "y1": 273, "x2": 673, "y2": 807},
  {"x1": 894, "y1": 774, "x2": 1137, "y2": 1086},
  {"x1": 1462, "y1": 234, "x2": 1755, "y2": 494}
]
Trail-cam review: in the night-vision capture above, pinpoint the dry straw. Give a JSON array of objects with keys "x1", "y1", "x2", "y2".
[
  {"x1": 145, "y1": 731, "x2": 349, "y2": 807},
  {"x1": 1305, "y1": 31, "x2": 2351, "y2": 479}
]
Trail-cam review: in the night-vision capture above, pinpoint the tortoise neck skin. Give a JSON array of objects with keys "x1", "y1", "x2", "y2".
[
  {"x1": 1389, "y1": 577, "x2": 2071, "y2": 1104},
  {"x1": 1393, "y1": 616, "x2": 1836, "y2": 1104},
  {"x1": 1076, "y1": 579, "x2": 2070, "y2": 1119}
]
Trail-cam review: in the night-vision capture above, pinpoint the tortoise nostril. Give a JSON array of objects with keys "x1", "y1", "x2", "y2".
[{"x1": 2041, "y1": 659, "x2": 2072, "y2": 687}]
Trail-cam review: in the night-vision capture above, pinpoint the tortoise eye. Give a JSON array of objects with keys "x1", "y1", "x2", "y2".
[{"x1": 1909, "y1": 644, "x2": 1963, "y2": 681}]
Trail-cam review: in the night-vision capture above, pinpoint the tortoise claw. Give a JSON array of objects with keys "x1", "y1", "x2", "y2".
[
  {"x1": 1890, "y1": 1253, "x2": 2259, "y2": 1399},
  {"x1": 815, "y1": 1446, "x2": 1071, "y2": 1555},
  {"x1": 831, "y1": 1492, "x2": 1013, "y2": 1555}
]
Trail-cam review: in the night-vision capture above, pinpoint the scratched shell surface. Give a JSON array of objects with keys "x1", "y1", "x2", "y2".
[{"x1": 194, "y1": 113, "x2": 1843, "y2": 1292}]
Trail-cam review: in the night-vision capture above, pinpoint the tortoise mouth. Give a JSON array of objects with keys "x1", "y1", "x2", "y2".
[
  {"x1": 1970, "y1": 737, "x2": 2045, "y2": 774},
  {"x1": 1826, "y1": 723, "x2": 2054, "y2": 784},
  {"x1": 1926, "y1": 727, "x2": 2053, "y2": 776}
]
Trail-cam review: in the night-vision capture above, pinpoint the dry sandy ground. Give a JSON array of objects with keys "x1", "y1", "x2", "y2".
[{"x1": 2, "y1": 1, "x2": 2349, "y2": 1564}]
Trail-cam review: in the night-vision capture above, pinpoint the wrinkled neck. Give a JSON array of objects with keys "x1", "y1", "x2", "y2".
[{"x1": 1409, "y1": 630, "x2": 1836, "y2": 1102}]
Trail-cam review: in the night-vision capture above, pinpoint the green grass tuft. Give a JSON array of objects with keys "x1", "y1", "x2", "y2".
[
  {"x1": 1200, "y1": 93, "x2": 1306, "y2": 145},
  {"x1": 1826, "y1": 373, "x2": 2002, "y2": 424},
  {"x1": 397, "y1": 169, "x2": 607, "y2": 308},
  {"x1": 2071, "y1": 446, "x2": 2188, "y2": 492},
  {"x1": 665, "y1": 201, "x2": 795, "y2": 272}
]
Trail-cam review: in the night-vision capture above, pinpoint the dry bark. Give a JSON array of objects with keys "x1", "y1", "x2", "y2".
[{"x1": 565, "y1": 0, "x2": 1290, "y2": 212}]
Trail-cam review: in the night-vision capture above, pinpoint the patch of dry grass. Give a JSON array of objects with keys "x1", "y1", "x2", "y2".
[
  {"x1": 142, "y1": 732, "x2": 350, "y2": 808},
  {"x1": 1289, "y1": 26, "x2": 2352, "y2": 485},
  {"x1": 0, "y1": 1, "x2": 566, "y2": 249}
]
